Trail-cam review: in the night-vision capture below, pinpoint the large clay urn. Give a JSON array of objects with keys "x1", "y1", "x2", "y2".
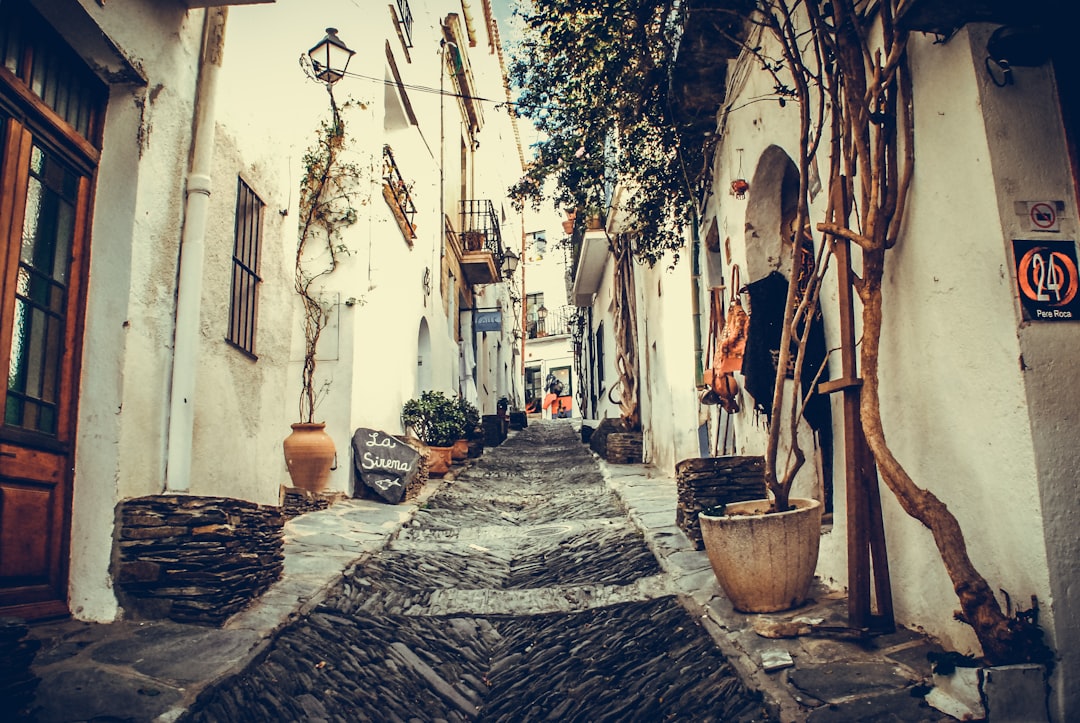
[
  {"x1": 699, "y1": 498, "x2": 822, "y2": 613},
  {"x1": 283, "y1": 422, "x2": 336, "y2": 492}
]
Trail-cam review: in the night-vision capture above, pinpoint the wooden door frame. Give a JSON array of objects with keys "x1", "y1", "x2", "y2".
[{"x1": 0, "y1": 102, "x2": 98, "y2": 621}]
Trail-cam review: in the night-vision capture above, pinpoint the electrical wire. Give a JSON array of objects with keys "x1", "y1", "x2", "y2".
[{"x1": 327, "y1": 62, "x2": 562, "y2": 114}]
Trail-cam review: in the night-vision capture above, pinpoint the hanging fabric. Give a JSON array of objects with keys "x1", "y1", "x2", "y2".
[
  {"x1": 701, "y1": 286, "x2": 724, "y2": 405},
  {"x1": 718, "y1": 265, "x2": 749, "y2": 374},
  {"x1": 699, "y1": 265, "x2": 745, "y2": 414}
]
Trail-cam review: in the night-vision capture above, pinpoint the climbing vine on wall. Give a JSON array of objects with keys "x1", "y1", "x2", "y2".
[{"x1": 294, "y1": 92, "x2": 366, "y2": 423}]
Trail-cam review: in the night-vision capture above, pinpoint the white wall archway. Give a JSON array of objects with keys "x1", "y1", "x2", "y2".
[
  {"x1": 744, "y1": 145, "x2": 801, "y2": 283},
  {"x1": 417, "y1": 318, "x2": 432, "y2": 395}
]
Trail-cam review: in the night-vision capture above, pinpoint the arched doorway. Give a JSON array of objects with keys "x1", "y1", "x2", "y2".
[
  {"x1": 744, "y1": 145, "x2": 801, "y2": 281},
  {"x1": 742, "y1": 145, "x2": 833, "y2": 512},
  {"x1": 416, "y1": 318, "x2": 432, "y2": 396}
]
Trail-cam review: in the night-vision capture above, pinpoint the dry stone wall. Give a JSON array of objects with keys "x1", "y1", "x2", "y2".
[{"x1": 114, "y1": 495, "x2": 285, "y2": 626}]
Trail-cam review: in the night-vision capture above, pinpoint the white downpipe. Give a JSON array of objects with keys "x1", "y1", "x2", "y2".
[{"x1": 165, "y1": 8, "x2": 228, "y2": 493}]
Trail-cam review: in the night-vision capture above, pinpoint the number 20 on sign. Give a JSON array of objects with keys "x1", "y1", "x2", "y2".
[{"x1": 1012, "y1": 239, "x2": 1080, "y2": 321}]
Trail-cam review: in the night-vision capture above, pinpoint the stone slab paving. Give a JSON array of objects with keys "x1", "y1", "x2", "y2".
[
  {"x1": 598, "y1": 435, "x2": 954, "y2": 723},
  {"x1": 179, "y1": 420, "x2": 769, "y2": 722},
  {"x1": 22, "y1": 419, "x2": 959, "y2": 722},
  {"x1": 25, "y1": 487, "x2": 441, "y2": 723}
]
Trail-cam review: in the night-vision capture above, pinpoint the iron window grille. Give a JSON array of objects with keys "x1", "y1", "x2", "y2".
[
  {"x1": 383, "y1": 145, "x2": 417, "y2": 240},
  {"x1": 396, "y1": 0, "x2": 414, "y2": 48},
  {"x1": 227, "y1": 178, "x2": 263, "y2": 357}
]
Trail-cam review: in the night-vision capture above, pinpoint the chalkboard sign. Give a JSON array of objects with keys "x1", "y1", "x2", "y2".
[{"x1": 351, "y1": 428, "x2": 421, "y2": 504}]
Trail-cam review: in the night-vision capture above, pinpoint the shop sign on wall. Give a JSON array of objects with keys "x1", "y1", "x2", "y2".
[
  {"x1": 1012, "y1": 239, "x2": 1080, "y2": 321},
  {"x1": 474, "y1": 309, "x2": 502, "y2": 333}
]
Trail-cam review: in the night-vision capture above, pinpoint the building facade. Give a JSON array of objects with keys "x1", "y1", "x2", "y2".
[
  {"x1": 570, "y1": 3, "x2": 1078, "y2": 719},
  {"x1": 0, "y1": 0, "x2": 523, "y2": 623}
]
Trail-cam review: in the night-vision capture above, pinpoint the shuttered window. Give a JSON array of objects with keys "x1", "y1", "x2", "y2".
[{"x1": 227, "y1": 178, "x2": 262, "y2": 357}]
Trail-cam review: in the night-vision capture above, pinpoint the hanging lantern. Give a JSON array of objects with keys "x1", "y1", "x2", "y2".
[{"x1": 308, "y1": 28, "x2": 355, "y2": 85}]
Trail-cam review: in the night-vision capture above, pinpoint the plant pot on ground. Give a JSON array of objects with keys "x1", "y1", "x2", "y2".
[
  {"x1": 699, "y1": 497, "x2": 822, "y2": 613},
  {"x1": 283, "y1": 422, "x2": 336, "y2": 492},
  {"x1": 401, "y1": 391, "x2": 466, "y2": 478}
]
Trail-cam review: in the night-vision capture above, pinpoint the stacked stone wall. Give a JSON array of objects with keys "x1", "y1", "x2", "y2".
[{"x1": 114, "y1": 496, "x2": 284, "y2": 626}]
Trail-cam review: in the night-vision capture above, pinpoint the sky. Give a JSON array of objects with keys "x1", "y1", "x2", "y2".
[{"x1": 490, "y1": 0, "x2": 522, "y2": 38}]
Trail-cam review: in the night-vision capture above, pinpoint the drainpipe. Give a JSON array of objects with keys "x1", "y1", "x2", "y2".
[{"x1": 165, "y1": 7, "x2": 228, "y2": 493}]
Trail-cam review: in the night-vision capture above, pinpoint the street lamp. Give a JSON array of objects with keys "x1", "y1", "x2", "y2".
[
  {"x1": 308, "y1": 28, "x2": 355, "y2": 85},
  {"x1": 501, "y1": 248, "x2": 519, "y2": 279}
]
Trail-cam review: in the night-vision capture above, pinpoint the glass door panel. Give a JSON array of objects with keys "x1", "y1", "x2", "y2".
[{"x1": 6, "y1": 143, "x2": 76, "y2": 437}]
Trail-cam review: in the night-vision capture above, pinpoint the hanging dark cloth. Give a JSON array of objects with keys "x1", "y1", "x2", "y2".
[{"x1": 740, "y1": 270, "x2": 830, "y2": 433}]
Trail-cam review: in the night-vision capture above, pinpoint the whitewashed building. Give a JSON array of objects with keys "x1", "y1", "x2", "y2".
[
  {"x1": 0, "y1": 0, "x2": 523, "y2": 624},
  {"x1": 571, "y1": 3, "x2": 1078, "y2": 719}
]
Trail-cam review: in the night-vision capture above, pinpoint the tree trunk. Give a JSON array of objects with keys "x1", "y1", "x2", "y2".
[{"x1": 857, "y1": 247, "x2": 1052, "y2": 668}]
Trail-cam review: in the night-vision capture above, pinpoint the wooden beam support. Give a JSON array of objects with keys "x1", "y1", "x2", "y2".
[{"x1": 827, "y1": 179, "x2": 894, "y2": 632}]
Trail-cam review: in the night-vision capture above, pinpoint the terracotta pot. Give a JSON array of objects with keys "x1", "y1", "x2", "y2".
[
  {"x1": 283, "y1": 422, "x2": 336, "y2": 493},
  {"x1": 427, "y1": 445, "x2": 453, "y2": 477},
  {"x1": 451, "y1": 438, "x2": 469, "y2": 461},
  {"x1": 699, "y1": 498, "x2": 822, "y2": 613}
]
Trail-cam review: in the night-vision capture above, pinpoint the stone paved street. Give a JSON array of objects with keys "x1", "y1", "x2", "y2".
[
  {"x1": 24, "y1": 418, "x2": 958, "y2": 723},
  {"x1": 180, "y1": 420, "x2": 770, "y2": 722}
]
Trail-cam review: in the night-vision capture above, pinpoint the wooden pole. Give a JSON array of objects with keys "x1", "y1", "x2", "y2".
[{"x1": 816, "y1": 178, "x2": 893, "y2": 630}]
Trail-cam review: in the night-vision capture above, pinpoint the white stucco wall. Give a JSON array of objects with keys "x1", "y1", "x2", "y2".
[
  {"x1": 709, "y1": 20, "x2": 1066, "y2": 713},
  {"x1": 635, "y1": 251, "x2": 703, "y2": 473},
  {"x1": 966, "y1": 22, "x2": 1080, "y2": 718},
  {"x1": 62, "y1": 0, "x2": 523, "y2": 619},
  {"x1": 69, "y1": 3, "x2": 205, "y2": 621}
]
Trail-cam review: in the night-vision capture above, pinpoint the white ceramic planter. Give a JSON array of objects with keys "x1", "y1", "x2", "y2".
[{"x1": 699, "y1": 497, "x2": 822, "y2": 613}]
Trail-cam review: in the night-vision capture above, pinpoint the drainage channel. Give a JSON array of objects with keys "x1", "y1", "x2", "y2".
[{"x1": 181, "y1": 420, "x2": 768, "y2": 722}]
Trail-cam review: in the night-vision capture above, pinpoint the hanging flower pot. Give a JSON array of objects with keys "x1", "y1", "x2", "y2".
[
  {"x1": 730, "y1": 178, "x2": 750, "y2": 199},
  {"x1": 283, "y1": 422, "x2": 336, "y2": 492}
]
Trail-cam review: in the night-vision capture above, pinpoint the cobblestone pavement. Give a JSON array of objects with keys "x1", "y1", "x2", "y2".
[{"x1": 180, "y1": 421, "x2": 770, "y2": 722}]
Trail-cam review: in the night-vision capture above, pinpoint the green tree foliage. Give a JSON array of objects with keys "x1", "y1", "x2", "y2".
[{"x1": 508, "y1": 0, "x2": 691, "y2": 266}]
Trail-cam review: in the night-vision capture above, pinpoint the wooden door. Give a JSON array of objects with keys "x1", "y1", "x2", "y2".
[
  {"x1": 0, "y1": 0, "x2": 105, "y2": 621},
  {"x1": 0, "y1": 112, "x2": 92, "y2": 620}
]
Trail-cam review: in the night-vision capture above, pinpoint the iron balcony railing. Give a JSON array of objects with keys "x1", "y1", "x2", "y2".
[
  {"x1": 527, "y1": 304, "x2": 577, "y2": 339},
  {"x1": 382, "y1": 145, "x2": 416, "y2": 237},
  {"x1": 459, "y1": 199, "x2": 504, "y2": 260}
]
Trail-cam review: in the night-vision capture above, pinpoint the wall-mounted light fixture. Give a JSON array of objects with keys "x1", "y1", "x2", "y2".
[
  {"x1": 308, "y1": 28, "x2": 355, "y2": 85},
  {"x1": 501, "y1": 248, "x2": 519, "y2": 279},
  {"x1": 985, "y1": 25, "x2": 1048, "y2": 87}
]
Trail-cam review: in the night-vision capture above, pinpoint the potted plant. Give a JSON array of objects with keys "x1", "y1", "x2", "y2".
[
  {"x1": 401, "y1": 391, "x2": 466, "y2": 477},
  {"x1": 457, "y1": 397, "x2": 483, "y2": 459},
  {"x1": 283, "y1": 92, "x2": 361, "y2": 493}
]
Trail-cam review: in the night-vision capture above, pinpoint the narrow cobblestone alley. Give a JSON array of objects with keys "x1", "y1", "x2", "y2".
[{"x1": 180, "y1": 420, "x2": 770, "y2": 722}]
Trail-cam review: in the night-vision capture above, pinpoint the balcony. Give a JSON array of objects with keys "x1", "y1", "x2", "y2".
[
  {"x1": 527, "y1": 304, "x2": 577, "y2": 340},
  {"x1": 459, "y1": 199, "x2": 502, "y2": 285}
]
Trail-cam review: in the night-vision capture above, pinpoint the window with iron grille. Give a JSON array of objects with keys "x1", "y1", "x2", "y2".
[
  {"x1": 227, "y1": 178, "x2": 263, "y2": 357},
  {"x1": 395, "y1": 0, "x2": 414, "y2": 48}
]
